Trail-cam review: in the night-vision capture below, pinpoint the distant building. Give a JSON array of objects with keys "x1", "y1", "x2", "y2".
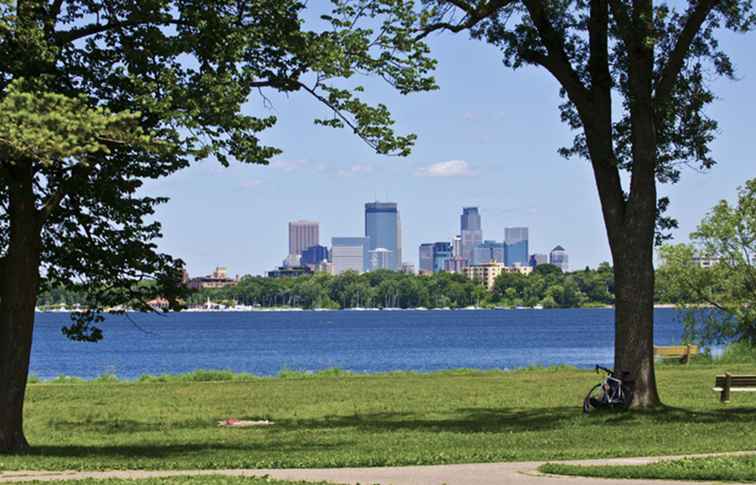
[
  {"x1": 418, "y1": 243, "x2": 434, "y2": 274},
  {"x1": 400, "y1": 262, "x2": 416, "y2": 274},
  {"x1": 444, "y1": 257, "x2": 466, "y2": 274},
  {"x1": 505, "y1": 227, "x2": 529, "y2": 266},
  {"x1": 368, "y1": 248, "x2": 393, "y2": 271},
  {"x1": 267, "y1": 266, "x2": 313, "y2": 278},
  {"x1": 332, "y1": 237, "x2": 369, "y2": 274},
  {"x1": 301, "y1": 245, "x2": 329, "y2": 267},
  {"x1": 289, "y1": 220, "x2": 319, "y2": 257},
  {"x1": 529, "y1": 253, "x2": 548, "y2": 268},
  {"x1": 693, "y1": 256, "x2": 719, "y2": 269},
  {"x1": 316, "y1": 260, "x2": 335, "y2": 274},
  {"x1": 432, "y1": 242, "x2": 453, "y2": 273},
  {"x1": 464, "y1": 262, "x2": 532, "y2": 290},
  {"x1": 472, "y1": 240, "x2": 506, "y2": 265},
  {"x1": 549, "y1": 245, "x2": 569, "y2": 272},
  {"x1": 187, "y1": 266, "x2": 239, "y2": 290},
  {"x1": 365, "y1": 202, "x2": 401, "y2": 271},
  {"x1": 282, "y1": 254, "x2": 301, "y2": 268},
  {"x1": 452, "y1": 235, "x2": 463, "y2": 258},
  {"x1": 461, "y1": 207, "x2": 482, "y2": 264}
]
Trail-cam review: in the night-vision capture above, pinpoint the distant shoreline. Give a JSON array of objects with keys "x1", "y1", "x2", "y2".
[{"x1": 35, "y1": 304, "x2": 685, "y2": 313}]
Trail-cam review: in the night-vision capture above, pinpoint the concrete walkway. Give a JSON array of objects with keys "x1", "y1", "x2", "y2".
[{"x1": 1, "y1": 451, "x2": 754, "y2": 484}]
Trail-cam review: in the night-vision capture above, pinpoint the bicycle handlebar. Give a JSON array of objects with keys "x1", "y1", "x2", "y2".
[{"x1": 595, "y1": 365, "x2": 613, "y2": 375}]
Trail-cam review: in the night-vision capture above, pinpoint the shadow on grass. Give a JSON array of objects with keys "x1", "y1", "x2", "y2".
[
  {"x1": 43, "y1": 404, "x2": 756, "y2": 438},
  {"x1": 47, "y1": 418, "x2": 212, "y2": 434},
  {"x1": 6, "y1": 440, "x2": 350, "y2": 459}
]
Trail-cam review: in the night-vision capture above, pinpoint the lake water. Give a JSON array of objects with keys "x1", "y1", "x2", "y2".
[{"x1": 29, "y1": 308, "x2": 690, "y2": 379}]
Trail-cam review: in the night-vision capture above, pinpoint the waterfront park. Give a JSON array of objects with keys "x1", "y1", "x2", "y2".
[{"x1": 1, "y1": 0, "x2": 755, "y2": 484}]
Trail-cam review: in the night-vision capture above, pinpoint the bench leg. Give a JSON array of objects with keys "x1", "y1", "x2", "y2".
[{"x1": 722, "y1": 373, "x2": 732, "y2": 403}]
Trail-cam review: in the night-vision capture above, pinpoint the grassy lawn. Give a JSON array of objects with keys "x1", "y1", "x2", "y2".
[
  {"x1": 13, "y1": 478, "x2": 335, "y2": 485},
  {"x1": 541, "y1": 455, "x2": 756, "y2": 483},
  {"x1": 2, "y1": 364, "x2": 755, "y2": 471}
]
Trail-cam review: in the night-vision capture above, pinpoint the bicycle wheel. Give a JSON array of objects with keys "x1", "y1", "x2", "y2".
[{"x1": 582, "y1": 383, "x2": 604, "y2": 414}]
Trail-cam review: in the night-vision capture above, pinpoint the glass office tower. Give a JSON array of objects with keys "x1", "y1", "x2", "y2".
[
  {"x1": 461, "y1": 207, "x2": 482, "y2": 265},
  {"x1": 505, "y1": 227, "x2": 529, "y2": 266},
  {"x1": 418, "y1": 243, "x2": 434, "y2": 274},
  {"x1": 365, "y1": 202, "x2": 401, "y2": 271},
  {"x1": 432, "y1": 242, "x2": 453, "y2": 273}
]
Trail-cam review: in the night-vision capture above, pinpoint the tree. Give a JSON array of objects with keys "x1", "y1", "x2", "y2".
[
  {"x1": 658, "y1": 178, "x2": 755, "y2": 345},
  {"x1": 416, "y1": 0, "x2": 754, "y2": 407},
  {"x1": 0, "y1": 0, "x2": 434, "y2": 451}
]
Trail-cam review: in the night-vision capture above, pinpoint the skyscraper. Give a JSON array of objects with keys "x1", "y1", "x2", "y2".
[
  {"x1": 368, "y1": 248, "x2": 392, "y2": 271},
  {"x1": 365, "y1": 202, "x2": 401, "y2": 271},
  {"x1": 505, "y1": 227, "x2": 529, "y2": 266},
  {"x1": 432, "y1": 242, "x2": 452, "y2": 273},
  {"x1": 331, "y1": 237, "x2": 369, "y2": 274},
  {"x1": 550, "y1": 245, "x2": 569, "y2": 272},
  {"x1": 301, "y1": 245, "x2": 329, "y2": 267},
  {"x1": 418, "y1": 243, "x2": 434, "y2": 274},
  {"x1": 472, "y1": 240, "x2": 506, "y2": 265},
  {"x1": 288, "y1": 220, "x2": 319, "y2": 257},
  {"x1": 461, "y1": 207, "x2": 482, "y2": 264}
]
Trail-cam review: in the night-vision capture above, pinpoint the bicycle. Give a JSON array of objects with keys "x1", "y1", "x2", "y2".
[{"x1": 582, "y1": 365, "x2": 633, "y2": 414}]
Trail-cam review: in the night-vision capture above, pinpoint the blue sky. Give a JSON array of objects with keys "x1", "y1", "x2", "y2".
[{"x1": 144, "y1": 18, "x2": 755, "y2": 278}]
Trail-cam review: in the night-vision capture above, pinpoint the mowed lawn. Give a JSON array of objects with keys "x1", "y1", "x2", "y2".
[{"x1": 3, "y1": 365, "x2": 756, "y2": 471}]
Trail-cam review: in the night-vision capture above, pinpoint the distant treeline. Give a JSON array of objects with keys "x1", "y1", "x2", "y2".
[{"x1": 40, "y1": 262, "x2": 691, "y2": 310}]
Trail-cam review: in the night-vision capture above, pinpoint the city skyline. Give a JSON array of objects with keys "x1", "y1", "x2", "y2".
[
  {"x1": 197, "y1": 201, "x2": 570, "y2": 278},
  {"x1": 142, "y1": 18, "x2": 754, "y2": 278}
]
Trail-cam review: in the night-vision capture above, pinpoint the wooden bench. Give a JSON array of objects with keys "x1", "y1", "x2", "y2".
[
  {"x1": 654, "y1": 344, "x2": 699, "y2": 364},
  {"x1": 713, "y1": 373, "x2": 756, "y2": 403}
]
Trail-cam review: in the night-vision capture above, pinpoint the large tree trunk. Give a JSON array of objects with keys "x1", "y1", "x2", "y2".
[
  {"x1": 0, "y1": 164, "x2": 41, "y2": 452},
  {"x1": 612, "y1": 239, "x2": 660, "y2": 408}
]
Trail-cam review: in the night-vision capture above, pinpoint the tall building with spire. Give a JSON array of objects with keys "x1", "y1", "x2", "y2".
[{"x1": 460, "y1": 207, "x2": 482, "y2": 265}]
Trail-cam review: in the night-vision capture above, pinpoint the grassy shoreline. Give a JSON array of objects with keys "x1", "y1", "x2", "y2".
[
  {"x1": 540, "y1": 455, "x2": 756, "y2": 483},
  {"x1": 3, "y1": 364, "x2": 754, "y2": 472}
]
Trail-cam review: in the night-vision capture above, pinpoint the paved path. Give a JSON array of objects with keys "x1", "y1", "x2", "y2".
[{"x1": 1, "y1": 451, "x2": 754, "y2": 484}]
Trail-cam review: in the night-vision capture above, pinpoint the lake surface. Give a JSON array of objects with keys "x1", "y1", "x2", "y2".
[{"x1": 30, "y1": 308, "x2": 690, "y2": 379}]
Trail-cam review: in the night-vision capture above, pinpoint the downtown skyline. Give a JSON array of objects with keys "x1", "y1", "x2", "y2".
[{"x1": 141, "y1": 12, "x2": 754, "y2": 278}]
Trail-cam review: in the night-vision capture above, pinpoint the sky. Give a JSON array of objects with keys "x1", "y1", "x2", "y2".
[{"x1": 143, "y1": 11, "x2": 755, "y2": 278}]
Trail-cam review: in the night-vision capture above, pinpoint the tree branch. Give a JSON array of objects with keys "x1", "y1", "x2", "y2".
[
  {"x1": 607, "y1": 0, "x2": 634, "y2": 47},
  {"x1": 55, "y1": 16, "x2": 187, "y2": 44},
  {"x1": 654, "y1": 0, "x2": 720, "y2": 104},
  {"x1": 296, "y1": 81, "x2": 381, "y2": 154},
  {"x1": 521, "y1": 0, "x2": 592, "y2": 114},
  {"x1": 416, "y1": 0, "x2": 514, "y2": 40}
]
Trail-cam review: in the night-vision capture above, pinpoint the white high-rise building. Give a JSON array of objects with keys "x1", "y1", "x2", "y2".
[{"x1": 331, "y1": 237, "x2": 369, "y2": 274}]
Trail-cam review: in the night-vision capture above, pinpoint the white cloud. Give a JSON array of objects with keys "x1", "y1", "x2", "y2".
[
  {"x1": 269, "y1": 159, "x2": 307, "y2": 172},
  {"x1": 416, "y1": 160, "x2": 476, "y2": 177},
  {"x1": 338, "y1": 164, "x2": 373, "y2": 176}
]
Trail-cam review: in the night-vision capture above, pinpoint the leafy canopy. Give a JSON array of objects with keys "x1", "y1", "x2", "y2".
[
  {"x1": 657, "y1": 178, "x2": 756, "y2": 345},
  {"x1": 416, "y1": 0, "x2": 754, "y2": 240},
  {"x1": 0, "y1": 0, "x2": 435, "y2": 340}
]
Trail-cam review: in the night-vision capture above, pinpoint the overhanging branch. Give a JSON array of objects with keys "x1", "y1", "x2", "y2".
[
  {"x1": 654, "y1": 0, "x2": 720, "y2": 104},
  {"x1": 416, "y1": 0, "x2": 515, "y2": 40}
]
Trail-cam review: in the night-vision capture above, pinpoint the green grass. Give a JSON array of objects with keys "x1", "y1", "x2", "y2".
[
  {"x1": 15, "y1": 478, "x2": 336, "y2": 485},
  {"x1": 3, "y1": 364, "x2": 755, "y2": 471},
  {"x1": 540, "y1": 455, "x2": 756, "y2": 482}
]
